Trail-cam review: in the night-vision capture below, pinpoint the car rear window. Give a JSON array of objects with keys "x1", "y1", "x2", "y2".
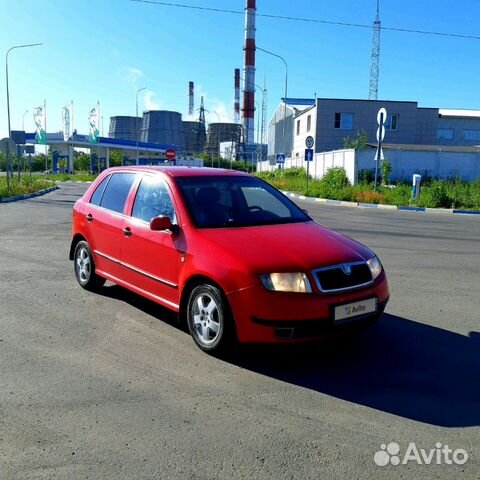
[
  {"x1": 99, "y1": 173, "x2": 136, "y2": 214},
  {"x1": 90, "y1": 175, "x2": 111, "y2": 206}
]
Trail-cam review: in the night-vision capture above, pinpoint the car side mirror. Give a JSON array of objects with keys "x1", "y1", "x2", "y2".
[
  {"x1": 302, "y1": 209, "x2": 309, "y2": 215},
  {"x1": 150, "y1": 216, "x2": 179, "y2": 235}
]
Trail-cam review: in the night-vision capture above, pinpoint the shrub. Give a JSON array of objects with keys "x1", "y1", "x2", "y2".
[
  {"x1": 382, "y1": 185, "x2": 411, "y2": 206},
  {"x1": 381, "y1": 159, "x2": 392, "y2": 186},
  {"x1": 358, "y1": 169, "x2": 374, "y2": 184},
  {"x1": 315, "y1": 167, "x2": 351, "y2": 200},
  {"x1": 354, "y1": 189, "x2": 385, "y2": 204},
  {"x1": 322, "y1": 167, "x2": 350, "y2": 189},
  {"x1": 283, "y1": 167, "x2": 307, "y2": 178},
  {"x1": 419, "y1": 181, "x2": 450, "y2": 208}
]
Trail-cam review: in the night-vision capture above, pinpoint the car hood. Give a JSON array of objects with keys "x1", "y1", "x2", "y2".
[{"x1": 197, "y1": 220, "x2": 374, "y2": 272}]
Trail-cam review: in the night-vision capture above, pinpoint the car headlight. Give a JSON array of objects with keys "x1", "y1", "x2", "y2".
[
  {"x1": 367, "y1": 256, "x2": 383, "y2": 280},
  {"x1": 259, "y1": 272, "x2": 312, "y2": 293}
]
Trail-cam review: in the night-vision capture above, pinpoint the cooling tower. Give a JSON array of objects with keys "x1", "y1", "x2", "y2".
[
  {"x1": 109, "y1": 116, "x2": 143, "y2": 141},
  {"x1": 205, "y1": 123, "x2": 242, "y2": 157},
  {"x1": 140, "y1": 110, "x2": 185, "y2": 151},
  {"x1": 183, "y1": 120, "x2": 206, "y2": 155}
]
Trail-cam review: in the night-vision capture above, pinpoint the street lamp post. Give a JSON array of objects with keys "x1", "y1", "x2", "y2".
[
  {"x1": 136, "y1": 87, "x2": 146, "y2": 165},
  {"x1": 22, "y1": 110, "x2": 28, "y2": 131},
  {"x1": 257, "y1": 46, "x2": 288, "y2": 163},
  {"x1": 5, "y1": 43, "x2": 42, "y2": 187}
]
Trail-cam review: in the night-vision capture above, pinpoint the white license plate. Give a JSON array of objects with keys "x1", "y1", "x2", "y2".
[{"x1": 334, "y1": 297, "x2": 377, "y2": 322}]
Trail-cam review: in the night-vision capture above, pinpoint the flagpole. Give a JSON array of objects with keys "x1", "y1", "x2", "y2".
[
  {"x1": 44, "y1": 99, "x2": 48, "y2": 172},
  {"x1": 71, "y1": 100, "x2": 74, "y2": 174},
  {"x1": 97, "y1": 101, "x2": 100, "y2": 172}
]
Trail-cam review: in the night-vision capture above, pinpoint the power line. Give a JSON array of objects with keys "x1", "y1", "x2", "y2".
[{"x1": 129, "y1": 0, "x2": 480, "y2": 41}]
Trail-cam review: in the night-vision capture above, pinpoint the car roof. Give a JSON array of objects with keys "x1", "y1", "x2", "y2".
[{"x1": 102, "y1": 166, "x2": 249, "y2": 178}]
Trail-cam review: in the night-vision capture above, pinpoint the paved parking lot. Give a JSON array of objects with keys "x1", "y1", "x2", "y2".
[{"x1": 0, "y1": 182, "x2": 479, "y2": 479}]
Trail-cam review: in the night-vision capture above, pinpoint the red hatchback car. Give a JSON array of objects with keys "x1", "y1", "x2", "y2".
[{"x1": 70, "y1": 167, "x2": 389, "y2": 352}]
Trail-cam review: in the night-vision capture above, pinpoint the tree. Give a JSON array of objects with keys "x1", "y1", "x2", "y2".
[
  {"x1": 343, "y1": 129, "x2": 369, "y2": 150},
  {"x1": 109, "y1": 149, "x2": 123, "y2": 167},
  {"x1": 74, "y1": 153, "x2": 90, "y2": 172}
]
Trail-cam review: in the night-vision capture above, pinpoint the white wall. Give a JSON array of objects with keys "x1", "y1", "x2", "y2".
[
  {"x1": 258, "y1": 147, "x2": 480, "y2": 184},
  {"x1": 356, "y1": 148, "x2": 480, "y2": 182},
  {"x1": 257, "y1": 149, "x2": 357, "y2": 184}
]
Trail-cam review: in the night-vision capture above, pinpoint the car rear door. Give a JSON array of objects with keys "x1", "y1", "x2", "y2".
[
  {"x1": 84, "y1": 172, "x2": 137, "y2": 280},
  {"x1": 120, "y1": 174, "x2": 181, "y2": 310}
]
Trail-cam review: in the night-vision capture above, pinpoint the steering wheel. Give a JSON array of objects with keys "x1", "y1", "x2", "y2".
[{"x1": 248, "y1": 205, "x2": 264, "y2": 212}]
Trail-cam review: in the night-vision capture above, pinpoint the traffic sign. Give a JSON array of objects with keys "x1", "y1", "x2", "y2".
[
  {"x1": 374, "y1": 108, "x2": 387, "y2": 192},
  {"x1": 276, "y1": 153, "x2": 285, "y2": 164},
  {"x1": 0, "y1": 137, "x2": 16, "y2": 154},
  {"x1": 376, "y1": 124, "x2": 385, "y2": 142},
  {"x1": 377, "y1": 108, "x2": 387, "y2": 125},
  {"x1": 165, "y1": 149, "x2": 176, "y2": 161},
  {"x1": 374, "y1": 147, "x2": 384, "y2": 161},
  {"x1": 305, "y1": 136, "x2": 314, "y2": 149},
  {"x1": 305, "y1": 149, "x2": 314, "y2": 162}
]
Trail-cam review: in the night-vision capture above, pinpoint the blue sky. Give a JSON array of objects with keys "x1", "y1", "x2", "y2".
[{"x1": 1, "y1": 0, "x2": 480, "y2": 138}]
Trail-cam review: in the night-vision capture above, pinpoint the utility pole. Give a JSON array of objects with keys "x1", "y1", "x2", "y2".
[{"x1": 197, "y1": 96, "x2": 206, "y2": 156}]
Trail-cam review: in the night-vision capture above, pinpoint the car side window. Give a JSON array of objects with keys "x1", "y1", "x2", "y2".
[
  {"x1": 132, "y1": 176, "x2": 176, "y2": 223},
  {"x1": 90, "y1": 175, "x2": 111, "y2": 206},
  {"x1": 99, "y1": 173, "x2": 136, "y2": 214}
]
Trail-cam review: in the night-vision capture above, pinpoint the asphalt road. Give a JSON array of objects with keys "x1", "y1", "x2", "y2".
[{"x1": 0, "y1": 183, "x2": 479, "y2": 480}]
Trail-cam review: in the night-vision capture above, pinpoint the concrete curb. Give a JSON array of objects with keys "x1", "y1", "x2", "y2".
[
  {"x1": 0, "y1": 186, "x2": 59, "y2": 204},
  {"x1": 281, "y1": 191, "x2": 480, "y2": 216},
  {"x1": 55, "y1": 180, "x2": 93, "y2": 184}
]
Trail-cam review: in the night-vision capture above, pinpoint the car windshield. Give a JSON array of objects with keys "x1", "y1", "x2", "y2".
[{"x1": 175, "y1": 175, "x2": 311, "y2": 228}]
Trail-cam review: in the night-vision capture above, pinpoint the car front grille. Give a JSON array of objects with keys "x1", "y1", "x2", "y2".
[{"x1": 312, "y1": 262, "x2": 372, "y2": 292}]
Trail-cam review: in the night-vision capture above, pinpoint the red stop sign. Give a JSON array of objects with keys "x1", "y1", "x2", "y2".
[{"x1": 165, "y1": 149, "x2": 176, "y2": 161}]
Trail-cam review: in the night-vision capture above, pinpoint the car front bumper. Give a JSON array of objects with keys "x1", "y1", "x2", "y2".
[{"x1": 226, "y1": 272, "x2": 390, "y2": 343}]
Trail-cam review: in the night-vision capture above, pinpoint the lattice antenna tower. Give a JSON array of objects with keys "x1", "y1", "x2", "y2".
[{"x1": 369, "y1": 0, "x2": 381, "y2": 100}]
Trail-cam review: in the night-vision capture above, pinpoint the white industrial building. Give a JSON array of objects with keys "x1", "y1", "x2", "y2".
[{"x1": 268, "y1": 97, "x2": 480, "y2": 161}]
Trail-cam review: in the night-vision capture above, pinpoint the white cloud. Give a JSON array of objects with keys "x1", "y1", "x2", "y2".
[
  {"x1": 143, "y1": 90, "x2": 161, "y2": 111},
  {"x1": 125, "y1": 67, "x2": 144, "y2": 86}
]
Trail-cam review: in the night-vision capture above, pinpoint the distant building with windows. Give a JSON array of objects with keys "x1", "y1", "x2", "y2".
[{"x1": 268, "y1": 98, "x2": 480, "y2": 160}]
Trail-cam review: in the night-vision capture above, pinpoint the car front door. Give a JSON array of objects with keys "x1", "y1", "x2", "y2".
[
  {"x1": 120, "y1": 174, "x2": 181, "y2": 310},
  {"x1": 84, "y1": 172, "x2": 137, "y2": 279}
]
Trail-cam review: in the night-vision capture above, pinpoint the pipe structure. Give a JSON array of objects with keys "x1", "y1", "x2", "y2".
[
  {"x1": 242, "y1": 0, "x2": 256, "y2": 145},
  {"x1": 188, "y1": 81, "x2": 194, "y2": 116},
  {"x1": 234, "y1": 68, "x2": 240, "y2": 124}
]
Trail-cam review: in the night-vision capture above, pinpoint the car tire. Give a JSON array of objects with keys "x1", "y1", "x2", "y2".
[
  {"x1": 186, "y1": 284, "x2": 235, "y2": 353},
  {"x1": 73, "y1": 240, "x2": 106, "y2": 291}
]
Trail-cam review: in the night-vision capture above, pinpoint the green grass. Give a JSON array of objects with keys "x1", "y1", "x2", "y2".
[
  {"x1": 256, "y1": 169, "x2": 480, "y2": 210},
  {"x1": 44, "y1": 172, "x2": 97, "y2": 182},
  {"x1": 0, "y1": 176, "x2": 54, "y2": 199}
]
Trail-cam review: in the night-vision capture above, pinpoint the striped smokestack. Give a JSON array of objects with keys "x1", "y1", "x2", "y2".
[
  {"x1": 188, "y1": 81, "x2": 194, "y2": 116},
  {"x1": 234, "y1": 68, "x2": 240, "y2": 124},
  {"x1": 242, "y1": 0, "x2": 256, "y2": 145}
]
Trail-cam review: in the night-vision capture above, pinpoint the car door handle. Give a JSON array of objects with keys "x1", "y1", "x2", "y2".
[
  {"x1": 86, "y1": 214, "x2": 93, "y2": 222},
  {"x1": 122, "y1": 227, "x2": 132, "y2": 237}
]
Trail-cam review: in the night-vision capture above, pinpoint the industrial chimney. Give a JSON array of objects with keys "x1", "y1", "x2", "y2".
[
  {"x1": 234, "y1": 68, "x2": 240, "y2": 124},
  {"x1": 242, "y1": 0, "x2": 256, "y2": 145},
  {"x1": 188, "y1": 81, "x2": 194, "y2": 117}
]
